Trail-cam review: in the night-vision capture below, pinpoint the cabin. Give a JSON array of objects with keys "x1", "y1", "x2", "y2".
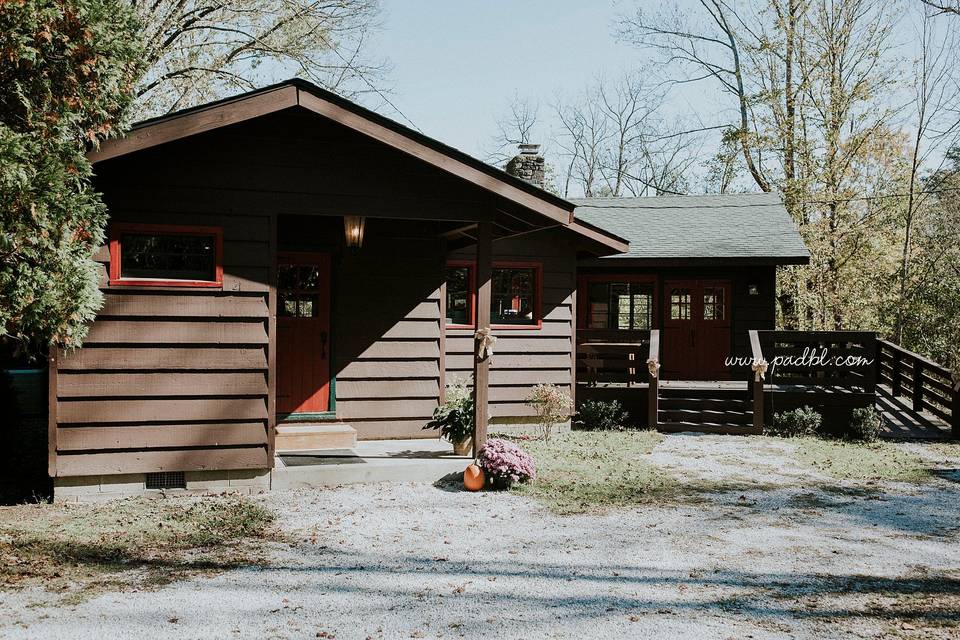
[
  {"x1": 40, "y1": 79, "x2": 954, "y2": 502},
  {"x1": 47, "y1": 79, "x2": 627, "y2": 499}
]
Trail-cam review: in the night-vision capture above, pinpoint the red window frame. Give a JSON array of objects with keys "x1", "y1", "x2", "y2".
[
  {"x1": 109, "y1": 223, "x2": 224, "y2": 288},
  {"x1": 577, "y1": 274, "x2": 658, "y2": 330},
  {"x1": 444, "y1": 261, "x2": 543, "y2": 330},
  {"x1": 491, "y1": 261, "x2": 542, "y2": 330},
  {"x1": 445, "y1": 260, "x2": 476, "y2": 328}
]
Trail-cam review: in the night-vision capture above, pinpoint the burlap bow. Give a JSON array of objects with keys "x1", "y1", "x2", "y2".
[
  {"x1": 475, "y1": 327, "x2": 497, "y2": 359},
  {"x1": 752, "y1": 358, "x2": 769, "y2": 382},
  {"x1": 646, "y1": 358, "x2": 660, "y2": 379}
]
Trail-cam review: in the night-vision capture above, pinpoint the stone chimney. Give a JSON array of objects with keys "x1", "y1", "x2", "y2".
[{"x1": 505, "y1": 143, "x2": 545, "y2": 189}]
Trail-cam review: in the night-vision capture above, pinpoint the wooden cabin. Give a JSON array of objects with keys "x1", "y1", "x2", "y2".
[{"x1": 49, "y1": 79, "x2": 627, "y2": 498}]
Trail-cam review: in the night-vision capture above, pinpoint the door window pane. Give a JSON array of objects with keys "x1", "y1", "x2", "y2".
[
  {"x1": 492, "y1": 267, "x2": 536, "y2": 325},
  {"x1": 445, "y1": 266, "x2": 472, "y2": 325},
  {"x1": 670, "y1": 289, "x2": 691, "y2": 320},
  {"x1": 703, "y1": 287, "x2": 725, "y2": 320}
]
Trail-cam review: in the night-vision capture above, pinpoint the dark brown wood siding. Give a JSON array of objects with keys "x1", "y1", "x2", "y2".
[
  {"x1": 54, "y1": 208, "x2": 271, "y2": 477},
  {"x1": 446, "y1": 228, "x2": 577, "y2": 419}
]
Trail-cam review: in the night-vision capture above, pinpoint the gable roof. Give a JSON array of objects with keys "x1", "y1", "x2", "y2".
[{"x1": 572, "y1": 192, "x2": 810, "y2": 265}]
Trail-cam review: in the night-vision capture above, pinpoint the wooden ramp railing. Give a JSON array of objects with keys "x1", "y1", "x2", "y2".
[
  {"x1": 749, "y1": 330, "x2": 765, "y2": 431},
  {"x1": 577, "y1": 331, "x2": 651, "y2": 387},
  {"x1": 877, "y1": 340, "x2": 958, "y2": 435}
]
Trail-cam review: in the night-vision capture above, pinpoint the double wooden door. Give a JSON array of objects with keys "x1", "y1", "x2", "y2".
[
  {"x1": 277, "y1": 253, "x2": 331, "y2": 415},
  {"x1": 662, "y1": 279, "x2": 732, "y2": 380}
]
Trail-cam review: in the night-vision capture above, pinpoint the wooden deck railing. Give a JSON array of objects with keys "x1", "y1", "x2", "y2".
[
  {"x1": 648, "y1": 330, "x2": 660, "y2": 427},
  {"x1": 756, "y1": 330, "x2": 877, "y2": 391},
  {"x1": 877, "y1": 339, "x2": 958, "y2": 432},
  {"x1": 576, "y1": 330, "x2": 651, "y2": 387}
]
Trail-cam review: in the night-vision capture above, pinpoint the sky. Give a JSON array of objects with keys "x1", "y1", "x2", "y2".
[{"x1": 366, "y1": 0, "x2": 647, "y2": 160}]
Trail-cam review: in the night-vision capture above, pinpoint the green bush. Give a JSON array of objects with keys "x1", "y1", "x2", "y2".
[
  {"x1": 847, "y1": 406, "x2": 884, "y2": 442},
  {"x1": 573, "y1": 400, "x2": 630, "y2": 431},
  {"x1": 767, "y1": 406, "x2": 822, "y2": 437}
]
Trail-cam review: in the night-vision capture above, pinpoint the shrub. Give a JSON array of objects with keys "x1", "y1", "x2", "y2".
[
  {"x1": 477, "y1": 438, "x2": 536, "y2": 487},
  {"x1": 847, "y1": 406, "x2": 884, "y2": 442},
  {"x1": 526, "y1": 383, "x2": 574, "y2": 442},
  {"x1": 768, "y1": 406, "x2": 822, "y2": 437},
  {"x1": 573, "y1": 400, "x2": 630, "y2": 431},
  {"x1": 423, "y1": 378, "x2": 474, "y2": 443}
]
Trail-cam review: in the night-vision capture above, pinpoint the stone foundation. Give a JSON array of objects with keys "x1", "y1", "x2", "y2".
[{"x1": 53, "y1": 468, "x2": 271, "y2": 503}]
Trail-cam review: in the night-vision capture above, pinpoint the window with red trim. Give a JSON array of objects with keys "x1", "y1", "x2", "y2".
[
  {"x1": 109, "y1": 224, "x2": 223, "y2": 288},
  {"x1": 445, "y1": 262, "x2": 475, "y2": 327},
  {"x1": 587, "y1": 281, "x2": 654, "y2": 330},
  {"x1": 491, "y1": 263, "x2": 541, "y2": 328}
]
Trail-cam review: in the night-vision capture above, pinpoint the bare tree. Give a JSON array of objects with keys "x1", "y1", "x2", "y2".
[
  {"x1": 895, "y1": 7, "x2": 960, "y2": 340},
  {"x1": 617, "y1": 1, "x2": 772, "y2": 192},
  {"x1": 134, "y1": 0, "x2": 386, "y2": 117},
  {"x1": 485, "y1": 94, "x2": 542, "y2": 165},
  {"x1": 920, "y1": 0, "x2": 960, "y2": 15}
]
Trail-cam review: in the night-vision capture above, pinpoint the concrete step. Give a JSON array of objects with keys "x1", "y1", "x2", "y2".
[{"x1": 275, "y1": 423, "x2": 357, "y2": 452}]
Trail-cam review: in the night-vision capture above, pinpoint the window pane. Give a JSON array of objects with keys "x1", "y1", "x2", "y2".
[
  {"x1": 300, "y1": 266, "x2": 319, "y2": 290},
  {"x1": 631, "y1": 285, "x2": 653, "y2": 330},
  {"x1": 278, "y1": 265, "x2": 299, "y2": 291},
  {"x1": 670, "y1": 289, "x2": 691, "y2": 320},
  {"x1": 587, "y1": 283, "x2": 609, "y2": 329},
  {"x1": 120, "y1": 232, "x2": 216, "y2": 281},
  {"x1": 299, "y1": 295, "x2": 317, "y2": 318},
  {"x1": 492, "y1": 267, "x2": 535, "y2": 325},
  {"x1": 280, "y1": 294, "x2": 297, "y2": 317},
  {"x1": 703, "y1": 287, "x2": 725, "y2": 320},
  {"x1": 445, "y1": 266, "x2": 471, "y2": 325}
]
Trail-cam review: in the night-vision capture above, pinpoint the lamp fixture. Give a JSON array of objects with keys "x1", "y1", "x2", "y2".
[{"x1": 344, "y1": 215, "x2": 366, "y2": 249}]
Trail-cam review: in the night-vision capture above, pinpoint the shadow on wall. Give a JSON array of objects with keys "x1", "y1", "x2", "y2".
[{"x1": 0, "y1": 369, "x2": 52, "y2": 504}]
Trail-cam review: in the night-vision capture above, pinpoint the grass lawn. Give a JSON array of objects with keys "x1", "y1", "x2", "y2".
[
  {"x1": 513, "y1": 430, "x2": 678, "y2": 515},
  {"x1": 790, "y1": 438, "x2": 937, "y2": 483},
  {"x1": 0, "y1": 496, "x2": 274, "y2": 600}
]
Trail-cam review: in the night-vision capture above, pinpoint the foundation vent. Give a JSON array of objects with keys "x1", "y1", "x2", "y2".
[{"x1": 146, "y1": 471, "x2": 186, "y2": 490}]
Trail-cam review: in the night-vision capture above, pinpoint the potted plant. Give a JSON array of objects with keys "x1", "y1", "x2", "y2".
[
  {"x1": 476, "y1": 438, "x2": 536, "y2": 490},
  {"x1": 423, "y1": 379, "x2": 474, "y2": 455}
]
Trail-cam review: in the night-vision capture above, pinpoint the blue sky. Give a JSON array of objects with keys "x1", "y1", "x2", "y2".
[{"x1": 367, "y1": 1, "x2": 644, "y2": 158}]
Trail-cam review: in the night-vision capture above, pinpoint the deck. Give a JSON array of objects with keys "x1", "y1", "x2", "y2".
[{"x1": 876, "y1": 384, "x2": 953, "y2": 440}]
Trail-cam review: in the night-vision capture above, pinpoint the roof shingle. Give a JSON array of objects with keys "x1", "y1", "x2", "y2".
[{"x1": 571, "y1": 192, "x2": 809, "y2": 262}]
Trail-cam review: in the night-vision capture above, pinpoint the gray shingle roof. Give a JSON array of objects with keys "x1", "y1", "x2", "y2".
[{"x1": 571, "y1": 192, "x2": 810, "y2": 262}]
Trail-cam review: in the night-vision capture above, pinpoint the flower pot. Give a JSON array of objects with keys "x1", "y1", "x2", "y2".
[{"x1": 452, "y1": 437, "x2": 472, "y2": 456}]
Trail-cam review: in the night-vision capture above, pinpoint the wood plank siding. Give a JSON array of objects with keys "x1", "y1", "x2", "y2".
[
  {"x1": 56, "y1": 105, "x2": 587, "y2": 478},
  {"x1": 446, "y1": 228, "x2": 578, "y2": 420},
  {"x1": 54, "y1": 203, "x2": 272, "y2": 476}
]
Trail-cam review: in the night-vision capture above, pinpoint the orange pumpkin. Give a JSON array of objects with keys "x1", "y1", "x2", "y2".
[{"x1": 463, "y1": 464, "x2": 485, "y2": 491}]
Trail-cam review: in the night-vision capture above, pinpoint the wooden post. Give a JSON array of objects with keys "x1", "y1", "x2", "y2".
[
  {"x1": 912, "y1": 360, "x2": 924, "y2": 412},
  {"x1": 647, "y1": 330, "x2": 659, "y2": 429},
  {"x1": 952, "y1": 387, "x2": 959, "y2": 439},
  {"x1": 472, "y1": 221, "x2": 492, "y2": 456},
  {"x1": 47, "y1": 346, "x2": 58, "y2": 478},
  {"x1": 892, "y1": 351, "x2": 903, "y2": 396},
  {"x1": 753, "y1": 378, "x2": 764, "y2": 432}
]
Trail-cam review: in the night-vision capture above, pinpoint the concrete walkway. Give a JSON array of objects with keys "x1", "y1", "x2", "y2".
[{"x1": 272, "y1": 439, "x2": 470, "y2": 489}]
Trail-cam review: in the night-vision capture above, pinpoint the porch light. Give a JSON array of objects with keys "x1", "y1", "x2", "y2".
[
  {"x1": 344, "y1": 215, "x2": 366, "y2": 249},
  {"x1": 748, "y1": 284, "x2": 760, "y2": 296}
]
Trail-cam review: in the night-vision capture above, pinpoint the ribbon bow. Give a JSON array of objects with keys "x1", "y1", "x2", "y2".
[
  {"x1": 646, "y1": 358, "x2": 660, "y2": 379},
  {"x1": 475, "y1": 327, "x2": 497, "y2": 359},
  {"x1": 752, "y1": 358, "x2": 769, "y2": 382}
]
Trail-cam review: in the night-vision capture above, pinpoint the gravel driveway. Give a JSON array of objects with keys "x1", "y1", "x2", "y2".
[{"x1": 3, "y1": 433, "x2": 959, "y2": 639}]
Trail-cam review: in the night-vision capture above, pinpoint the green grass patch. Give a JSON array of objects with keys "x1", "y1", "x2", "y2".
[
  {"x1": 792, "y1": 438, "x2": 934, "y2": 483},
  {"x1": 513, "y1": 430, "x2": 681, "y2": 515},
  {"x1": 0, "y1": 496, "x2": 275, "y2": 597}
]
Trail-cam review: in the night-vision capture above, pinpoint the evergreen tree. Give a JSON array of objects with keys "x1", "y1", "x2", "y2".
[{"x1": 0, "y1": 0, "x2": 142, "y2": 350}]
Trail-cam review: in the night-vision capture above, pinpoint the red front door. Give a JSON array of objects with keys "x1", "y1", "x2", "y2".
[
  {"x1": 662, "y1": 279, "x2": 732, "y2": 380},
  {"x1": 277, "y1": 253, "x2": 331, "y2": 414}
]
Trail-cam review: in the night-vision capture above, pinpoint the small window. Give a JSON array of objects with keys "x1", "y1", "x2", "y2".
[
  {"x1": 492, "y1": 265, "x2": 539, "y2": 326},
  {"x1": 670, "y1": 289, "x2": 691, "y2": 320},
  {"x1": 445, "y1": 264, "x2": 474, "y2": 327},
  {"x1": 703, "y1": 287, "x2": 725, "y2": 320},
  {"x1": 109, "y1": 224, "x2": 222, "y2": 287},
  {"x1": 279, "y1": 264, "x2": 321, "y2": 318},
  {"x1": 587, "y1": 281, "x2": 653, "y2": 330}
]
